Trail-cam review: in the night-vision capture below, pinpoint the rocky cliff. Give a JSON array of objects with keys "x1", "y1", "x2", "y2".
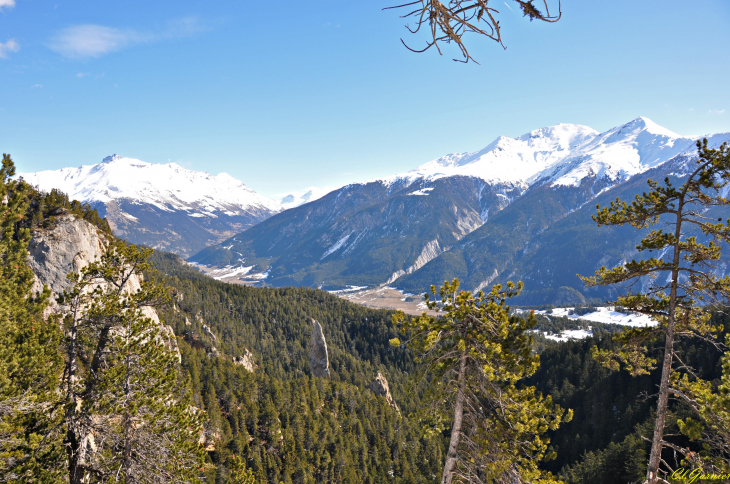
[
  {"x1": 28, "y1": 214, "x2": 108, "y2": 297},
  {"x1": 27, "y1": 214, "x2": 180, "y2": 361},
  {"x1": 309, "y1": 318, "x2": 330, "y2": 377}
]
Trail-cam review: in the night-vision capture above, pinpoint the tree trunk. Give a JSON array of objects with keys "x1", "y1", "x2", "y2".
[
  {"x1": 645, "y1": 205, "x2": 683, "y2": 484},
  {"x1": 123, "y1": 322, "x2": 133, "y2": 481},
  {"x1": 441, "y1": 351, "x2": 467, "y2": 484},
  {"x1": 66, "y1": 307, "x2": 83, "y2": 484}
]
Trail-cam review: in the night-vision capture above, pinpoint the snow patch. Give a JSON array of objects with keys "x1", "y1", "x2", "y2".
[
  {"x1": 209, "y1": 265, "x2": 255, "y2": 280},
  {"x1": 328, "y1": 285, "x2": 369, "y2": 294},
  {"x1": 532, "y1": 306, "x2": 656, "y2": 327},
  {"x1": 321, "y1": 233, "x2": 351, "y2": 260},
  {"x1": 408, "y1": 187, "x2": 434, "y2": 196},
  {"x1": 539, "y1": 329, "x2": 594, "y2": 342}
]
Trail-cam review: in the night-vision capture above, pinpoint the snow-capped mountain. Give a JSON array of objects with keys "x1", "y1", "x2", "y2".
[
  {"x1": 384, "y1": 117, "x2": 698, "y2": 190},
  {"x1": 21, "y1": 154, "x2": 281, "y2": 215},
  {"x1": 20, "y1": 155, "x2": 282, "y2": 257},
  {"x1": 191, "y1": 117, "x2": 730, "y2": 298}
]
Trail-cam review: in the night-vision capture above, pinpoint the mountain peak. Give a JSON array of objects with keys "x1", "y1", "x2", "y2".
[
  {"x1": 19, "y1": 156, "x2": 282, "y2": 213},
  {"x1": 102, "y1": 154, "x2": 123, "y2": 163},
  {"x1": 618, "y1": 117, "x2": 681, "y2": 139}
]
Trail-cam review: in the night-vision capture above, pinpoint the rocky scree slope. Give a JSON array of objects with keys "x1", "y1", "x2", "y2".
[
  {"x1": 191, "y1": 117, "x2": 730, "y2": 300},
  {"x1": 20, "y1": 155, "x2": 281, "y2": 257}
]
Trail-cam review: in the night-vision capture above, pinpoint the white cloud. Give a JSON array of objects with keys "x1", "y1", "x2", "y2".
[
  {"x1": 76, "y1": 72, "x2": 87, "y2": 77},
  {"x1": 49, "y1": 25, "x2": 149, "y2": 58},
  {"x1": 0, "y1": 0, "x2": 15, "y2": 11},
  {"x1": 709, "y1": 109, "x2": 726, "y2": 115},
  {"x1": 31, "y1": 84, "x2": 42, "y2": 88},
  {"x1": 49, "y1": 17, "x2": 210, "y2": 59},
  {"x1": 0, "y1": 39, "x2": 19, "y2": 59}
]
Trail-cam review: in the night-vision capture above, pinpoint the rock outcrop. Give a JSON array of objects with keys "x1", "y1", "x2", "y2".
[
  {"x1": 371, "y1": 372, "x2": 400, "y2": 414},
  {"x1": 28, "y1": 215, "x2": 107, "y2": 298},
  {"x1": 27, "y1": 214, "x2": 180, "y2": 362},
  {"x1": 232, "y1": 349, "x2": 257, "y2": 372},
  {"x1": 309, "y1": 318, "x2": 330, "y2": 378},
  {"x1": 202, "y1": 324, "x2": 217, "y2": 341}
]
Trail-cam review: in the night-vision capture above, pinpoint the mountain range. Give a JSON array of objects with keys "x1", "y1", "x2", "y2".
[
  {"x1": 19, "y1": 155, "x2": 286, "y2": 257},
  {"x1": 189, "y1": 117, "x2": 730, "y2": 304},
  {"x1": 21, "y1": 117, "x2": 730, "y2": 305}
]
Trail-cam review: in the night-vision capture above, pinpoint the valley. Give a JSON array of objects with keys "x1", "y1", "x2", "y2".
[
  {"x1": 13, "y1": 117, "x2": 730, "y2": 484},
  {"x1": 7, "y1": 5, "x2": 730, "y2": 483}
]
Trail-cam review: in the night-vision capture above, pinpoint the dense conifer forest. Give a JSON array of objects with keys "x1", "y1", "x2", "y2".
[
  {"x1": 149, "y1": 251, "x2": 730, "y2": 483},
  {"x1": 149, "y1": 251, "x2": 444, "y2": 483}
]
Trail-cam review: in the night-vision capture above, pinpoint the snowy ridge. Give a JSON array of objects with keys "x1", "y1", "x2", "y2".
[
  {"x1": 19, "y1": 154, "x2": 282, "y2": 215},
  {"x1": 377, "y1": 117, "x2": 729, "y2": 190}
]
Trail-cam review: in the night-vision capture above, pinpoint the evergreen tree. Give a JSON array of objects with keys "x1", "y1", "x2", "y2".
[
  {"x1": 581, "y1": 139, "x2": 730, "y2": 483},
  {"x1": 0, "y1": 154, "x2": 64, "y2": 482},
  {"x1": 672, "y1": 334, "x2": 730, "y2": 475},
  {"x1": 391, "y1": 279, "x2": 570, "y2": 484},
  {"x1": 58, "y1": 240, "x2": 205, "y2": 483},
  {"x1": 226, "y1": 455, "x2": 257, "y2": 484}
]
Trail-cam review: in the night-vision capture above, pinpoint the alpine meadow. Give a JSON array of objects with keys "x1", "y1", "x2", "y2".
[{"x1": 3, "y1": 1, "x2": 730, "y2": 484}]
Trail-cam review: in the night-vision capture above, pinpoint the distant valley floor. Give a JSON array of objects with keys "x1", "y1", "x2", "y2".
[{"x1": 185, "y1": 262, "x2": 437, "y2": 316}]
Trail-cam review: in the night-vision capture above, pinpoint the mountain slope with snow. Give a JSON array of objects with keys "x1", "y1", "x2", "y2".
[
  {"x1": 21, "y1": 154, "x2": 281, "y2": 214},
  {"x1": 191, "y1": 117, "x2": 730, "y2": 299},
  {"x1": 384, "y1": 117, "x2": 697, "y2": 190},
  {"x1": 20, "y1": 155, "x2": 281, "y2": 256}
]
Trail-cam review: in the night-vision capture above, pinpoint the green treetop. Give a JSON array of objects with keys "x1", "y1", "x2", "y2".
[
  {"x1": 0, "y1": 154, "x2": 64, "y2": 483},
  {"x1": 391, "y1": 279, "x2": 570, "y2": 484},
  {"x1": 581, "y1": 139, "x2": 730, "y2": 483},
  {"x1": 59, "y1": 240, "x2": 205, "y2": 483}
]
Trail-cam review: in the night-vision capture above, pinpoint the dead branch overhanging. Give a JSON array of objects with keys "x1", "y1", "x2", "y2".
[{"x1": 384, "y1": 0, "x2": 561, "y2": 63}]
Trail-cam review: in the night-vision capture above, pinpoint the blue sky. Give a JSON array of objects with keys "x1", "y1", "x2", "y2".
[{"x1": 1, "y1": 0, "x2": 729, "y2": 198}]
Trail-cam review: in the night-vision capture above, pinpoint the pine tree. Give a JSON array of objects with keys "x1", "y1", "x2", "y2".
[
  {"x1": 581, "y1": 139, "x2": 730, "y2": 483},
  {"x1": 226, "y1": 455, "x2": 257, "y2": 484},
  {"x1": 672, "y1": 334, "x2": 730, "y2": 475},
  {"x1": 0, "y1": 154, "x2": 64, "y2": 482},
  {"x1": 58, "y1": 240, "x2": 205, "y2": 483},
  {"x1": 391, "y1": 279, "x2": 570, "y2": 484}
]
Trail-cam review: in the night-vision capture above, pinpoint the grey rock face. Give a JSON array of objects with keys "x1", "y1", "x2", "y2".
[
  {"x1": 232, "y1": 349, "x2": 257, "y2": 372},
  {"x1": 371, "y1": 371, "x2": 400, "y2": 413},
  {"x1": 27, "y1": 215, "x2": 181, "y2": 363},
  {"x1": 202, "y1": 324, "x2": 217, "y2": 341},
  {"x1": 309, "y1": 318, "x2": 330, "y2": 377},
  {"x1": 28, "y1": 215, "x2": 107, "y2": 296}
]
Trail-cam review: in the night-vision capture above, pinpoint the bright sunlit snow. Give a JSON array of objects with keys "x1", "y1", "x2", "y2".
[
  {"x1": 534, "y1": 306, "x2": 656, "y2": 328},
  {"x1": 278, "y1": 187, "x2": 335, "y2": 210},
  {"x1": 375, "y1": 117, "x2": 729, "y2": 191},
  {"x1": 19, "y1": 154, "x2": 282, "y2": 214},
  {"x1": 541, "y1": 329, "x2": 594, "y2": 342}
]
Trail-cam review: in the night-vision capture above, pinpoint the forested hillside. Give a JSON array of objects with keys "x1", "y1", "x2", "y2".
[
  {"x1": 148, "y1": 251, "x2": 444, "y2": 483},
  {"x1": 149, "y1": 251, "x2": 730, "y2": 483},
  {"x1": 530, "y1": 313, "x2": 730, "y2": 483}
]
